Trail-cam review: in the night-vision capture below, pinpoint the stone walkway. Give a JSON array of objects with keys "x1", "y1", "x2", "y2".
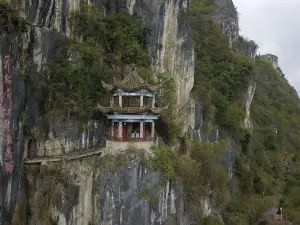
[{"x1": 24, "y1": 148, "x2": 105, "y2": 164}]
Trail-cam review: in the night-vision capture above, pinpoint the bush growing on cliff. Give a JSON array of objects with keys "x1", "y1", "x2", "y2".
[
  {"x1": 146, "y1": 145, "x2": 176, "y2": 180},
  {"x1": 224, "y1": 196, "x2": 271, "y2": 225},
  {"x1": 188, "y1": 0, "x2": 300, "y2": 223},
  {"x1": 70, "y1": 6, "x2": 149, "y2": 66},
  {"x1": 203, "y1": 216, "x2": 223, "y2": 225},
  {"x1": 28, "y1": 165, "x2": 73, "y2": 225},
  {"x1": 181, "y1": 140, "x2": 229, "y2": 212},
  {"x1": 247, "y1": 57, "x2": 300, "y2": 224},
  {"x1": 148, "y1": 140, "x2": 229, "y2": 221}
]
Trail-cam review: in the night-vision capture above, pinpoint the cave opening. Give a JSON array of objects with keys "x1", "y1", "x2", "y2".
[{"x1": 27, "y1": 139, "x2": 37, "y2": 158}]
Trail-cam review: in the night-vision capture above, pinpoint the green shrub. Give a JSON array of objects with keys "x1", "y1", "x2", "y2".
[
  {"x1": 70, "y1": 6, "x2": 149, "y2": 66},
  {"x1": 140, "y1": 187, "x2": 149, "y2": 200},
  {"x1": 147, "y1": 145, "x2": 176, "y2": 180},
  {"x1": 203, "y1": 216, "x2": 223, "y2": 225},
  {"x1": 147, "y1": 140, "x2": 229, "y2": 221}
]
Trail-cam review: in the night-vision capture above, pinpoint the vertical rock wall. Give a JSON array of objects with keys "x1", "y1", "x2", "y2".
[
  {"x1": 0, "y1": 34, "x2": 26, "y2": 225},
  {"x1": 243, "y1": 80, "x2": 256, "y2": 131},
  {"x1": 1, "y1": 0, "x2": 195, "y2": 223},
  {"x1": 24, "y1": 154, "x2": 191, "y2": 225},
  {"x1": 127, "y1": 0, "x2": 195, "y2": 132},
  {"x1": 212, "y1": 0, "x2": 239, "y2": 45}
]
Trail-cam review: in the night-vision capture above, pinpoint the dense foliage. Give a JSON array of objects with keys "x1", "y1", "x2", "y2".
[
  {"x1": 243, "y1": 58, "x2": 300, "y2": 224},
  {"x1": 190, "y1": 0, "x2": 255, "y2": 139},
  {"x1": 70, "y1": 6, "x2": 150, "y2": 66},
  {"x1": 188, "y1": 0, "x2": 300, "y2": 224},
  {"x1": 225, "y1": 58, "x2": 300, "y2": 224}
]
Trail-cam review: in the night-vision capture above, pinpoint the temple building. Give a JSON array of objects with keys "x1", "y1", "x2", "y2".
[{"x1": 98, "y1": 66, "x2": 165, "y2": 151}]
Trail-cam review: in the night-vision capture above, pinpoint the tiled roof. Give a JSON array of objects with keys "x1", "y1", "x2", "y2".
[{"x1": 102, "y1": 66, "x2": 159, "y2": 92}]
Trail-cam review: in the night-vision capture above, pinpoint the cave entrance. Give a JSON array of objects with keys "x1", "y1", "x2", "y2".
[{"x1": 27, "y1": 139, "x2": 37, "y2": 158}]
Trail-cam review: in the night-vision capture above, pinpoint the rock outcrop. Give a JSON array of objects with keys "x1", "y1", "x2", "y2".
[
  {"x1": 212, "y1": 0, "x2": 239, "y2": 45},
  {"x1": 260, "y1": 53, "x2": 285, "y2": 77},
  {"x1": 261, "y1": 54, "x2": 279, "y2": 69},
  {"x1": 236, "y1": 36, "x2": 258, "y2": 59},
  {"x1": 243, "y1": 80, "x2": 256, "y2": 131}
]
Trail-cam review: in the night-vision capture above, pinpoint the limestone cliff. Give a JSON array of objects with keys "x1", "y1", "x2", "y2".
[
  {"x1": 260, "y1": 53, "x2": 285, "y2": 77},
  {"x1": 235, "y1": 36, "x2": 258, "y2": 59},
  {"x1": 1, "y1": 0, "x2": 283, "y2": 224},
  {"x1": 212, "y1": 0, "x2": 239, "y2": 45},
  {"x1": 261, "y1": 54, "x2": 279, "y2": 70},
  {"x1": 13, "y1": 153, "x2": 193, "y2": 225},
  {"x1": 13, "y1": 0, "x2": 194, "y2": 132},
  {"x1": 0, "y1": 0, "x2": 194, "y2": 224}
]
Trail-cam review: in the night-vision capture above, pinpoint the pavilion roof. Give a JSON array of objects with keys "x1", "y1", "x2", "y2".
[{"x1": 101, "y1": 66, "x2": 160, "y2": 92}]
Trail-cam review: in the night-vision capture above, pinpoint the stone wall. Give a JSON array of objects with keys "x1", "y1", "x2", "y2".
[{"x1": 106, "y1": 140, "x2": 155, "y2": 152}]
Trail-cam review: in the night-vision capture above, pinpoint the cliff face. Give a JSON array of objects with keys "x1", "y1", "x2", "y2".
[
  {"x1": 2, "y1": 0, "x2": 283, "y2": 224},
  {"x1": 14, "y1": 0, "x2": 195, "y2": 131},
  {"x1": 14, "y1": 153, "x2": 192, "y2": 225},
  {"x1": 0, "y1": 0, "x2": 194, "y2": 223}
]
